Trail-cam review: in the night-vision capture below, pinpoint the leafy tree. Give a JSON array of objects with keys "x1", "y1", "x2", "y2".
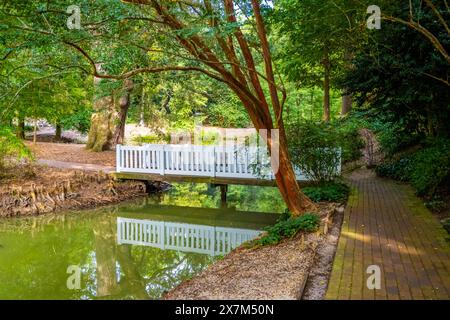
[
  {"x1": 271, "y1": 0, "x2": 362, "y2": 119},
  {"x1": 343, "y1": 0, "x2": 450, "y2": 138},
  {"x1": 0, "y1": 0, "x2": 317, "y2": 214},
  {"x1": 0, "y1": 125, "x2": 32, "y2": 171}
]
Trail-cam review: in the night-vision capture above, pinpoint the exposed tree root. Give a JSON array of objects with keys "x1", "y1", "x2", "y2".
[{"x1": 0, "y1": 165, "x2": 155, "y2": 218}]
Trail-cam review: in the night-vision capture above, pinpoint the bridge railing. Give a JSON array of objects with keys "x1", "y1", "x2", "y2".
[
  {"x1": 116, "y1": 217, "x2": 260, "y2": 256},
  {"x1": 116, "y1": 144, "x2": 340, "y2": 180}
]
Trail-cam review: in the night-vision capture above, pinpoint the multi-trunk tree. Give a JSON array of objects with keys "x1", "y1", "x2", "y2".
[
  {"x1": 117, "y1": 0, "x2": 316, "y2": 214},
  {"x1": 1, "y1": 0, "x2": 317, "y2": 214},
  {"x1": 133, "y1": 0, "x2": 317, "y2": 213}
]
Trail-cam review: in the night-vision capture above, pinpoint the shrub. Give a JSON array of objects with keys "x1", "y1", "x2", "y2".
[
  {"x1": 278, "y1": 209, "x2": 291, "y2": 222},
  {"x1": 286, "y1": 119, "x2": 365, "y2": 182},
  {"x1": 442, "y1": 218, "x2": 450, "y2": 235},
  {"x1": 424, "y1": 198, "x2": 447, "y2": 213},
  {"x1": 334, "y1": 116, "x2": 365, "y2": 162},
  {"x1": 251, "y1": 213, "x2": 320, "y2": 246},
  {"x1": 286, "y1": 121, "x2": 341, "y2": 182},
  {"x1": 131, "y1": 134, "x2": 170, "y2": 145},
  {"x1": 0, "y1": 126, "x2": 32, "y2": 171},
  {"x1": 375, "y1": 156, "x2": 414, "y2": 182},
  {"x1": 198, "y1": 130, "x2": 220, "y2": 146},
  {"x1": 370, "y1": 120, "x2": 422, "y2": 157},
  {"x1": 302, "y1": 182, "x2": 350, "y2": 203},
  {"x1": 410, "y1": 139, "x2": 449, "y2": 196},
  {"x1": 375, "y1": 138, "x2": 450, "y2": 197},
  {"x1": 60, "y1": 107, "x2": 93, "y2": 134}
]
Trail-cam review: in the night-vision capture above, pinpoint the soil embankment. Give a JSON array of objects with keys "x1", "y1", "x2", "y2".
[
  {"x1": 0, "y1": 142, "x2": 157, "y2": 218},
  {"x1": 0, "y1": 165, "x2": 148, "y2": 217}
]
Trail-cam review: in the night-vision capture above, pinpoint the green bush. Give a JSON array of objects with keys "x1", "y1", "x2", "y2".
[
  {"x1": 410, "y1": 139, "x2": 449, "y2": 196},
  {"x1": 302, "y1": 182, "x2": 350, "y2": 203},
  {"x1": 0, "y1": 126, "x2": 32, "y2": 171},
  {"x1": 424, "y1": 198, "x2": 447, "y2": 213},
  {"x1": 131, "y1": 134, "x2": 170, "y2": 145},
  {"x1": 198, "y1": 130, "x2": 220, "y2": 146},
  {"x1": 375, "y1": 138, "x2": 450, "y2": 196},
  {"x1": 286, "y1": 121, "x2": 341, "y2": 182},
  {"x1": 60, "y1": 107, "x2": 93, "y2": 134},
  {"x1": 375, "y1": 156, "x2": 414, "y2": 182},
  {"x1": 278, "y1": 209, "x2": 291, "y2": 222},
  {"x1": 442, "y1": 218, "x2": 450, "y2": 235},
  {"x1": 286, "y1": 119, "x2": 364, "y2": 182},
  {"x1": 334, "y1": 116, "x2": 365, "y2": 162},
  {"x1": 251, "y1": 213, "x2": 320, "y2": 246},
  {"x1": 370, "y1": 120, "x2": 422, "y2": 157}
]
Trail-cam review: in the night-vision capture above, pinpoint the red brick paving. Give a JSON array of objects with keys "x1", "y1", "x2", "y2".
[{"x1": 326, "y1": 169, "x2": 450, "y2": 300}]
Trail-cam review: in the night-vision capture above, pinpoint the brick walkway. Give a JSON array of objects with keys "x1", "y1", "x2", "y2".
[{"x1": 326, "y1": 169, "x2": 450, "y2": 299}]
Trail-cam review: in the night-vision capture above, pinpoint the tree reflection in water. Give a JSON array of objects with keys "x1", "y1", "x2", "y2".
[
  {"x1": 149, "y1": 183, "x2": 286, "y2": 213},
  {"x1": 92, "y1": 215, "x2": 214, "y2": 299},
  {"x1": 0, "y1": 183, "x2": 280, "y2": 299}
]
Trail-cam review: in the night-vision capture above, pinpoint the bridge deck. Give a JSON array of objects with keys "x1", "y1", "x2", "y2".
[
  {"x1": 115, "y1": 144, "x2": 337, "y2": 186},
  {"x1": 112, "y1": 171, "x2": 315, "y2": 187}
]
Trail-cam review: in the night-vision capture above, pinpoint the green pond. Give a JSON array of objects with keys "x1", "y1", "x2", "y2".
[{"x1": 0, "y1": 183, "x2": 285, "y2": 300}]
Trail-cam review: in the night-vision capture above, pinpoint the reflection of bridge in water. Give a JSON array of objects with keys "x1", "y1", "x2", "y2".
[{"x1": 117, "y1": 217, "x2": 261, "y2": 256}]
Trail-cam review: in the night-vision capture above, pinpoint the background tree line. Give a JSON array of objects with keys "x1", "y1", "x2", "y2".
[{"x1": 0, "y1": 0, "x2": 448, "y2": 214}]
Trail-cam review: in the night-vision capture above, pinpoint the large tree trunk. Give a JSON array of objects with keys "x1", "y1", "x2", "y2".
[
  {"x1": 112, "y1": 101, "x2": 129, "y2": 146},
  {"x1": 122, "y1": 0, "x2": 316, "y2": 215},
  {"x1": 113, "y1": 80, "x2": 134, "y2": 146},
  {"x1": 55, "y1": 122, "x2": 62, "y2": 141},
  {"x1": 16, "y1": 117, "x2": 25, "y2": 139},
  {"x1": 93, "y1": 217, "x2": 118, "y2": 298},
  {"x1": 33, "y1": 118, "x2": 37, "y2": 145},
  {"x1": 271, "y1": 129, "x2": 316, "y2": 214},
  {"x1": 341, "y1": 93, "x2": 352, "y2": 115},
  {"x1": 86, "y1": 96, "x2": 115, "y2": 151},
  {"x1": 161, "y1": 89, "x2": 172, "y2": 114},
  {"x1": 322, "y1": 45, "x2": 331, "y2": 122},
  {"x1": 87, "y1": 65, "x2": 115, "y2": 151}
]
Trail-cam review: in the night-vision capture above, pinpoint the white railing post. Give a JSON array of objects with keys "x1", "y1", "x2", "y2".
[
  {"x1": 116, "y1": 144, "x2": 122, "y2": 173},
  {"x1": 117, "y1": 217, "x2": 122, "y2": 244},
  {"x1": 115, "y1": 143, "x2": 335, "y2": 182},
  {"x1": 211, "y1": 227, "x2": 216, "y2": 256},
  {"x1": 160, "y1": 145, "x2": 165, "y2": 176},
  {"x1": 212, "y1": 146, "x2": 216, "y2": 177},
  {"x1": 116, "y1": 217, "x2": 262, "y2": 255},
  {"x1": 160, "y1": 222, "x2": 165, "y2": 250}
]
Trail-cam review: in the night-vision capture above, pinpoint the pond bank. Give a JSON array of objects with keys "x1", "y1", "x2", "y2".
[
  {"x1": 164, "y1": 203, "x2": 342, "y2": 300},
  {"x1": 0, "y1": 164, "x2": 157, "y2": 218}
]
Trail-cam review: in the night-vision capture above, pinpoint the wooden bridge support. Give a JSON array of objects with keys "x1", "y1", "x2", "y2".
[
  {"x1": 143, "y1": 181, "x2": 165, "y2": 195},
  {"x1": 212, "y1": 183, "x2": 228, "y2": 208}
]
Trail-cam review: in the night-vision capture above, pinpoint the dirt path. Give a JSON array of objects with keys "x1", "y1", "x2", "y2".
[
  {"x1": 0, "y1": 142, "x2": 146, "y2": 218},
  {"x1": 326, "y1": 168, "x2": 450, "y2": 300},
  {"x1": 27, "y1": 142, "x2": 116, "y2": 167},
  {"x1": 37, "y1": 159, "x2": 115, "y2": 173}
]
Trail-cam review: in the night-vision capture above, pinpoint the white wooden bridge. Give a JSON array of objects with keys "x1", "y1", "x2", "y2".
[
  {"x1": 115, "y1": 144, "x2": 340, "y2": 186},
  {"x1": 116, "y1": 217, "x2": 260, "y2": 256}
]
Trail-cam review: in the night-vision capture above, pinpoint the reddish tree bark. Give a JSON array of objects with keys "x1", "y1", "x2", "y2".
[{"x1": 110, "y1": 0, "x2": 317, "y2": 214}]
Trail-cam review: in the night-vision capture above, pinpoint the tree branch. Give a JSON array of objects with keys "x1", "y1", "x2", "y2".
[{"x1": 382, "y1": 15, "x2": 450, "y2": 64}]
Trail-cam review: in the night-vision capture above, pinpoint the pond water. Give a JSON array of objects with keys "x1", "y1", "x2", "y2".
[{"x1": 0, "y1": 183, "x2": 284, "y2": 299}]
